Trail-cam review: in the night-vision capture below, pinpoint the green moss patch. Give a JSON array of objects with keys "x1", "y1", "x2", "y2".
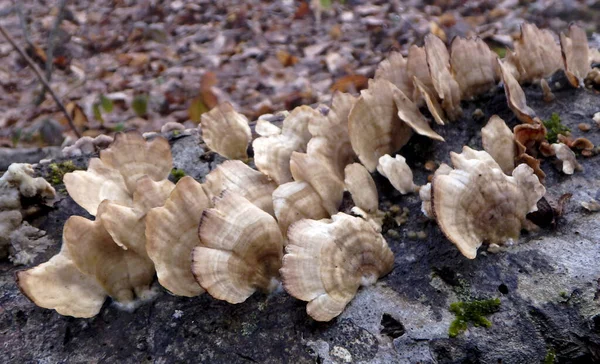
[
  {"x1": 448, "y1": 298, "x2": 501, "y2": 338},
  {"x1": 543, "y1": 113, "x2": 570, "y2": 144},
  {"x1": 170, "y1": 168, "x2": 186, "y2": 183},
  {"x1": 49, "y1": 161, "x2": 79, "y2": 185}
]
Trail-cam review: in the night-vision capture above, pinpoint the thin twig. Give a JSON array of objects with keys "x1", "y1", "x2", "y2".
[
  {"x1": 0, "y1": 24, "x2": 81, "y2": 138},
  {"x1": 36, "y1": 0, "x2": 68, "y2": 104}
]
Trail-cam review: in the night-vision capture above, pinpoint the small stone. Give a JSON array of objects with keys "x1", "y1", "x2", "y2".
[
  {"x1": 386, "y1": 229, "x2": 400, "y2": 239},
  {"x1": 424, "y1": 160, "x2": 437, "y2": 171},
  {"x1": 389, "y1": 205, "x2": 401, "y2": 214},
  {"x1": 472, "y1": 108, "x2": 484, "y2": 120},
  {"x1": 330, "y1": 346, "x2": 352, "y2": 363},
  {"x1": 578, "y1": 123, "x2": 591, "y2": 132},
  {"x1": 593, "y1": 112, "x2": 600, "y2": 127},
  {"x1": 407, "y1": 231, "x2": 417, "y2": 239},
  {"x1": 416, "y1": 231, "x2": 427, "y2": 239}
]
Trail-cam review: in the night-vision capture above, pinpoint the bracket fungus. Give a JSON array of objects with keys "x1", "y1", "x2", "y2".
[
  {"x1": 272, "y1": 181, "x2": 330, "y2": 236},
  {"x1": 200, "y1": 102, "x2": 252, "y2": 160},
  {"x1": 64, "y1": 131, "x2": 172, "y2": 216},
  {"x1": 512, "y1": 23, "x2": 563, "y2": 83},
  {"x1": 16, "y1": 244, "x2": 106, "y2": 318},
  {"x1": 146, "y1": 176, "x2": 210, "y2": 297},
  {"x1": 377, "y1": 154, "x2": 418, "y2": 194},
  {"x1": 498, "y1": 59, "x2": 537, "y2": 124},
  {"x1": 306, "y1": 92, "x2": 357, "y2": 179},
  {"x1": 424, "y1": 34, "x2": 462, "y2": 120},
  {"x1": 281, "y1": 213, "x2": 394, "y2": 322},
  {"x1": 481, "y1": 115, "x2": 515, "y2": 175},
  {"x1": 203, "y1": 160, "x2": 277, "y2": 215},
  {"x1": 253, "y1": 105, "x2": 316, "y2": 184},
  {"x1": 344, "y1": 163, "x2": 378, "y2": 214},
  {"x1": 551, "y1": 143, "x2": 582, "y2": 174},
  {"x1": 449, "y1": 37, "x2": 499, "y2": 100},
  {"x1": 192, "y1": 191, "x2": 284, "y2": 304},
  {"x1": 432, "y1": 154, "x2": 545, "y2": 259}
]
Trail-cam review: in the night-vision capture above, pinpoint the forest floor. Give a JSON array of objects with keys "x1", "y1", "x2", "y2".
[{"x1": 0, "y1": 0, "x2": 599, "y2": 150}]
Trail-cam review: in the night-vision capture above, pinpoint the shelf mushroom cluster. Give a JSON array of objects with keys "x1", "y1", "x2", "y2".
[{"x1": 16, "y1": 22, "x2": 599, "y2": 322}]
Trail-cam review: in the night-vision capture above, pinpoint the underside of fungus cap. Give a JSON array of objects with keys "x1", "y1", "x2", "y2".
[
  {"x1": 348, "y1": 78, "x2": 414, "y2": 172},
  {"x1": 64, "y1": 158, "x2": 132, "y2": 216},
  {"x1": 514, "y1": 23, "x2": 563, "y2": 83},
  {"x1": 146, "y1": 176, "x2": 210, "y2": 297},
  {"x1": 498, "y1": 59, "x2": 537, "y2": 124},
  {"x1": 16, "y1": 243, "x2": 106, "y2": 318},
  {"x1": 64, "y1": 215, "x2": 155, "y2": 302},
  {"x1": 481, "y1": 115, "x2": 515, "y2": 175},
  {"x1": 281, "y1": 212, "x2": 394, "y2": 322},
  {"x1": 560, "y1": 24, "x2": 590, "y2": 88},
  {"x1": 203, "y1": 160, "x2": 277, "y2": 215},
  {"x1": 406, "y1": 45, "x2": 434, "y2": 104},
  {"x1": 392, "y1": 86, "x2": 444, "y2": 142},
  {"x1": 272, "y1": 181, "x2": 330, "y2": 236},
  {"x1": 344, "y1": 163, "x2": 378, "y2": 214},
  {"x1": 432, "y1": 161, "x2": 545, "y2": 259},
  {"x1": 200, "y1": 102, "x2": 252, "y2": 160},
  {"x1": 424, "y1": 34, "x2": 462, "y2": 120},
  {"x1": 289, "y1": 152, "x2": 344, "y2": 215},
  {"x1": 307, "y1": 92, "x2": 357, "y2": 179},
  {"x1": 413, "y1": 76, "x2": 446, "y2": 125},
  {"x1": 192, "y1": 191, "x2": 284, "y2": 304},
  {"x1": 100, "y1": 131, "x2": 173, "y2": 193},
  {"x1": 551, "y1": 143, "x2": 582, "y2": 174},
  {"x1": 420, "y1": 163, "x2": 452, "y2": 218},
  {"x1": 450, "y1": 37, "x2": 499, "y2": 99},
  {"x1": 98, "y1": 176, "x2": 175, "y2": 257},
  {"x1": 377, "y1": 154, "x2": 418, "y2": 194}
]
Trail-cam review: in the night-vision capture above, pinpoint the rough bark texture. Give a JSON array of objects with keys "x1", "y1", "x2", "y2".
[{"x1": 1, "y1": 83, "x2": 600, "y2": 363}]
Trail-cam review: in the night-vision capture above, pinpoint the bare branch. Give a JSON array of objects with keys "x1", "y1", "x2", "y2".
[{"x1": 0, "y1": 24, "x2": 81, "y2": 138}]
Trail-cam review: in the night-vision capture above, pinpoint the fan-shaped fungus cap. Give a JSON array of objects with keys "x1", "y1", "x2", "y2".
[
  {"x1": 281, "y1": 212, "x2": 394, "y2": 321},
  {"x1": 192, "y1": 191, "x2": 284, "y2": 304},
  {"x1": 498, "y1": 59, "x2": 537, "y2": 124},
  {"x1": 450, "y1": 37, "x2": 499, "y2": 99},
  {"x1": 64, "y1": 158, "x2": 131, "y2": 216},
  {"x1": 100, "y1": 131, "x2": 173, "y2": 193},
  {"x1": 377, "y1": 154, "x2": 418, "y2": 194},
  {"x1": 98, "y1": 176, "x2": 174, "y2": 256},
  {"x1": 252, "y1": 106, "x2": 316, "y2": 184},
  {"x1": 413, "y1": 76, "x2": 445, "y2": 125},
  {"x1": 200, "y1": 102, "x2": 252, "y2": 160},
  {"x1": 64, "y1": 214, "x2": 156, "y2": 302},
  {"x1": 481, "y1": 115, "x2": 515, "y2": 175},
  {"x1": 513, "y1": 23, "x2": 563, "y2": 83},
  {"x1": 307, "y1": 92, "x2": 357, "y2": 179},
  {"x1": 551, "y1": 143, "x2": 582, "y2": 174},
  {"x1": 425, "y1": 34, "x2": 462, "y2": 120},
  {"x1": 203, "y1": 160, "x2": 277, "y2": 215},
  {"x1": 348, "y1": 78, "x2": 414, "y2": 172},
  {"x1": 272, "y1": 181, "x2": 330, "y2": 236},
  {"x1": 344, "y1": 163, "x2": 378, "y2": 214},
  {"x1": 374, "y1": 52, "x2": 413, "y2": 99},
  {"x1": 514, "y1": 123, "x2": 547, "y2": 156},
  {"x1": 146, "y1": 176, "x2": 210, "y2": 297},
  {"x1": 432, "y1": 161, "x2": 545, "y2": 259},
  {"x1": 393, "y1": 85, "x2": 444, "y2": 142},
  {"x1": 290, "y1": 152, "x2": 344, "y2": 215},
  {"x1": 407, "y1": 45, "x2": 435, "y2": 103},
  {"x1": 450, "y1": 146, "x2": 502, "y2": 172},
  {"x1": 16, "y1": 244, "x2": 106, "y2": 318}
]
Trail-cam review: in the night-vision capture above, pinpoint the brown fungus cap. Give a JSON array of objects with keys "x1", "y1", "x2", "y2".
[
  {"x1": 498, "y1": 59, "x2": 537, "y2": 124},
  {"x1": 203, "y1": 160, "x2": 277, "y2": 215},
  {"x1": 192, "y1": 191, "x2": 284, "y2": 304},
  {"x1": 424, "y1": 34, "x2": 462, "y2": 121},
  {"x1": 16, "y1": 244, "x2": 106, "y2": 318},
  {"x1": 432, "y1": 158, "x2": 545, "y2": 259},
  {"x1": 146, "y1": 176, "x2": 210, "y2": 297},
  {"x1": 200, "y1": 102, "x2": 252, "y2": 160},
  {"x1": 450, "y1": 37, "x2": 499, "y2": 100},
  {"x1": 272, "y1": 181, "x2": 330, "y2": 237},
  {"x1": 344, "y1": 163, "x2": 378, "y2": 214},
  {"x1": 307, "y1": 92, "x2": 357, "y2": 179},
  {"x1": 252, "y1": 106, "x2": 317, "y2": 184},
  {"x1": 64, "y1": 214, "x2": 155, "y2": 303},
  {"x1": 281, "y1": 212, "x2": 394, "y2": 322},
  {"x1": 481, "y1": 115, "x2": 515, "y2": 175}
]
